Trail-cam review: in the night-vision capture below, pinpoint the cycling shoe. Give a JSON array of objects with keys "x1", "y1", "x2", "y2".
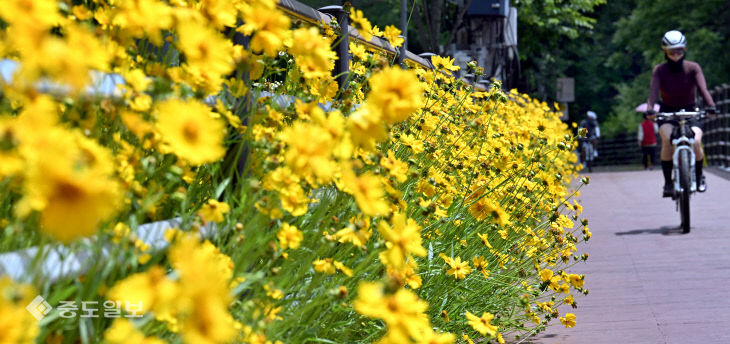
[
  {"x1": 697, "y1": 175, "x2": 707, "y2": 193},
  {"x1": 662, "y1": 183, "x2": 673, "y2": 198}
]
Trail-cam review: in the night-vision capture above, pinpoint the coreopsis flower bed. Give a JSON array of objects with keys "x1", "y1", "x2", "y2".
[{"x1": 0, "y1": 1, "x2": 589, "y2": 343}]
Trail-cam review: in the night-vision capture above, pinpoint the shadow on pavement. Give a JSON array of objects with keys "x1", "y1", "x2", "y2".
[{"x1": 615, "y1": 225, "x2": 685, "y2": 236}]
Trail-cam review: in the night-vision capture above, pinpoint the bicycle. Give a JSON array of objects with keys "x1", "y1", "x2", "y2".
[
  {"x1": 578, "y1": 137, "x2": 596, "y2": 172},
  {"x1": 656, "y1": 110, "x2": 706, "y2": 233}
]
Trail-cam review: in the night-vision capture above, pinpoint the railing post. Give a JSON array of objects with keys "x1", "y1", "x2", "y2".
[
  {"x1": 397, "y1": 0, "x2": 408, "y2": 67},
  {"x1": 319, "y1": 6, "x2": 350, "y2": 92}
]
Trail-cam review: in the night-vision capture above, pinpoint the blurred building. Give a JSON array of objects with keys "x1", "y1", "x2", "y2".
[{"x1": 450, "y1": 0, "x2": 519, "y2": 89}]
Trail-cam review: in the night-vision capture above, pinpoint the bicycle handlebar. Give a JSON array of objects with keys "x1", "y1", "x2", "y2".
[{"x1": 656, "y1": 110, "x2": 706, "y2": 121}]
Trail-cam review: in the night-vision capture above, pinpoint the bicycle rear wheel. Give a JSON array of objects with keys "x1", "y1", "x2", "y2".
[
  {"x1": 583, "y1": 142, "x2": 593, "y2": 172},
  {"x1": 678, "y1": 150, "x2": 691, "y2": 233}
]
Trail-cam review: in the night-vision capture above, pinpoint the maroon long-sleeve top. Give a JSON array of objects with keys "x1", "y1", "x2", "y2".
[{"x1": 647, "y1": 60, "x2": 715, "y2": 111}]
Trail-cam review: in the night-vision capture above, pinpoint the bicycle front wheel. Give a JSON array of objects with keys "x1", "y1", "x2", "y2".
[{"x1": 678, "y1": 149, "x2": 691, "y2": 233}]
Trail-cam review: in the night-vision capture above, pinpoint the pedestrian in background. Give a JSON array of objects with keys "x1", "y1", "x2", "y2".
[{"x1": 638, "y1": 112, "x2": 659, "y2": 170}]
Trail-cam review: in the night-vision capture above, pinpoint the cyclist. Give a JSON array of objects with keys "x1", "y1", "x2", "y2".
[
  {"x1": 579, "y1": 110, "x2": 600, "y2": 159},
  {"x1": 645, "y1": 30, "x2": 717, "y2": 197}
]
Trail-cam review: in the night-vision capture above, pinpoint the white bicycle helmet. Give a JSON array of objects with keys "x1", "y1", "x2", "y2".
[
  {"x1": 662, "y1": 30, "x2": 686, "y2": 49},
  {"x1": 586, "y1": 111, "x2": 597, "y2": 120}
]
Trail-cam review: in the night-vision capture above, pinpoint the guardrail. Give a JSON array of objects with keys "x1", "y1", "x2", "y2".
[
  {"x1": 277, "y1": 0, "x2": 489, "y2": 90},
  {"x1": 702, "y1": 83, "x2": 730, "y2": 169},
  {"x1": 592, "y1": 134, "x2": 644, "y2": 166}
]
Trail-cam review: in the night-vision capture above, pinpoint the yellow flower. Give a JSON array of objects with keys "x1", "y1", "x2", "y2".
[
  {"x1": 107, "y1": 266, "x2": 179, "y2": 316},
  {"x1": 40, "y1": 23, "x2": 111, "y2": 90},
  {"x1": 0, "y1": 0, "x2": 61, "y2": 29},
  {"x1": 465, "y1": 311, "x2": 498, "y2": 337},
  {"x1": 333, "y1": 261, "x2": 353, "y2": 276},
  {"x1": 198, "y1": 0, "x2": 237, "y2": 28},
  {"x1": 567, "y1": 274, "x2": 585, "y2": 289},
  {"x1": 334, "y1": 224, "x2": 371, "y2": 247},
  {"x1": 420, "y1": 330, "x2": 456, "y2": 344},
  {"x1": 367, "y1": 67, "x2": 424, "y2": 124},
  {"x1": 112, "y1": 222, "x2": 131, "y2": 244},
  {"x1": 277, "y1": 223, "x2": 303, "y2": 250},
  {"x1": 380, "y1": 151, "x2": 409, "y2": 183},
  {"x1": 472, "y1": 256, "x2": 487, "y2": 270},
  {"x1": 104, "y1": 319, "x2": 165, "y2": 344},
  {"x1": 155, "y1": 99, "x2": 226, "y2": 166},
  {"x1": 400, "y1": 134, "x2": 424, "y2": 154},
  {"x1": 431, "y1": 55, "x2": 460, "y2": 72},
  {"x1": 349, "y1": 42, "x2": 368, "y2": 60},
  {"x1": 349, "y1": 9, "x2": 373, "y2": 41},
  {"x1": 198, "y1": 199, "x2": 230, "y2": 223},
  {"x1": 0, "y1": 277, "x2": 39, "y2": 344},
  {"x1": 378, "y1": 212, "x2": 427, "y2": 269},
  {"x1": 168, "y1": 237, "x2": 238, "y2": 343},
  {"x1": 176, "y1": 20, "x2": 234, "y2": 91},
  {"x1": 289, "y1": 27, "x2": 337, "y2": 80},
  {"x1": 278, "y1": 184, "x2": 309, "y2": 216},
  {"x1": 280, "y1": 121, "x2": 336, "y2": 184},
  {"x1": 342, "y1": 169, "x2": 389, "y2": 216},
  {"x1": 560, "y1": 313, "x2": 576, "y2": 328},
  {"x1": 477, "y1": 233, "x2": 493, "y2": 248},
  {"x1": 353, "y1": 282, "x2": 430, "y2": 340},
  {"x1": 265, "y1": 167, "x2": 300, "y2": 191},
  {"x1": 238, "y1": 3, "x2": 291, "y2": 56},
  {"x1": 445, "y1": 256, "x2": 471, "y2": 280},
  {"x1": 313, "y1": 258, "x2": 336, "y2": 274},
  {"x1": 468, "y1": 197, "x2": 511, "y2": 226},
  {"x1": 19, "y1": 129, "x2": 121, "y2": 242},
  {"x1": 387, "y1": 259, "x2": 422, "y2": 289},
  {"x1": 348, "y1": 105, "x2": 387, "y2": 150},
  {"x1": 573, "y1": 200, "x2": 583, "y2": 214},
  {"x1": 111, "y1": 0, "x2": 173, "y2": 45},
  {"x1": 471, "y1": 256, "x2": 490, "y2": 278},
  {"x1": 383, "y1": 25, "x2": 404, "y2": 48},
  {"x1": 539, "y1": 269, "x2": 553, "y2": 282}
]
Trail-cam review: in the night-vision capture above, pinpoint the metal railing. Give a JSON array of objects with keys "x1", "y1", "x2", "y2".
[
  {"x1": 592, "y1": 134, "x2": 644, "y2": 166},
  {"x1": 277, "y1": 0, "x2": 488, "y2": 89},
  {"x1": 702, "y1": 83, "x2": 730, "y2": 169}
]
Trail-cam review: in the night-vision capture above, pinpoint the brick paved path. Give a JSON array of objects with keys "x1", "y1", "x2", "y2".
[{"x1": 526, "y1": 169, "x2": 730, "y2": 344}]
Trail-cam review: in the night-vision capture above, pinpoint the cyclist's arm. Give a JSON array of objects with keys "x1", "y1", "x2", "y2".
[
  {"x1": 647, "y1": 65, "x2": 661, "y2": 112},
  {"x1": 594, "y1": 126, "x2": 600, "y2": 138},
  {"x1": 693, "y1": 63, "x2": 716, "y2": 107}
]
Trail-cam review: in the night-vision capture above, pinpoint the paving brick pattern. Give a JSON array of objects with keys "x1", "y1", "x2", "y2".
[{"x1": 525, "y1": 169, "x2": 730, "y2": 344}]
